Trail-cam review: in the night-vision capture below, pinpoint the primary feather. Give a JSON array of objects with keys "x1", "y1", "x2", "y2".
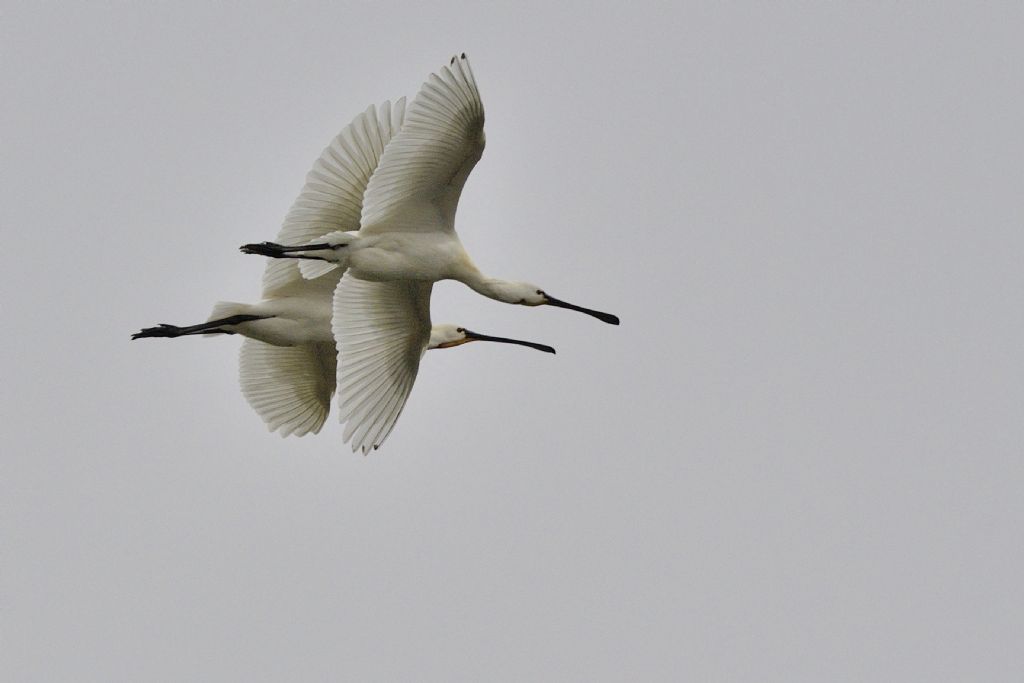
[
  {"x1": 262, "y1": 99, "x2": 407, "y2": 296},
  {"x1": 360, "y1": 55, "x2": 485, "y2": 235},
  {"x1": 332, "y1": 276, "x2": 433, "y2": 453}
]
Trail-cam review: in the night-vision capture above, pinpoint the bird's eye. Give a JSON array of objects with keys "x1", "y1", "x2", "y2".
[
  {"x1": 456, "y1": 327, "x2": 464, "y2": 333},
  {"x1": 536, "y1": 289, "x2": 544, "y2": 296}
]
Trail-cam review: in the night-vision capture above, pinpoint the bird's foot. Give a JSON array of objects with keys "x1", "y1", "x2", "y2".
[
  {"x1": 239, "y1": 241, "x2": 289, "y2": 258},
  {"x1": 131, "y1": 324, "x2": 184, "y2": 340}
]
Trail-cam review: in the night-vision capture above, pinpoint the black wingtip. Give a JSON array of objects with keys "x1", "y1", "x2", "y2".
[{"x1": 450, "y1": 55, "x2": 455, "y2": 65}]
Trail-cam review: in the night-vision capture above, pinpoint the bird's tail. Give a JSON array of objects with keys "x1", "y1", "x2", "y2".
[
  {"x1": 208, "y1": 301, "x2": 250, "y2": 321},
  {"x1": 298, "y1": 230, "x2": 355, "y2": 279},
  {"x1": 202, "y1": 301, "x2": 252, "y2": 337},
  {"x1": 299, "y1": 260, "x2": 343, "y2": 281}
]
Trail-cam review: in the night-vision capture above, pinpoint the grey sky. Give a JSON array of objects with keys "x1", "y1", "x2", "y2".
[{"x1": 3, "y1": 2, "x2": 1023, "y2": 680}]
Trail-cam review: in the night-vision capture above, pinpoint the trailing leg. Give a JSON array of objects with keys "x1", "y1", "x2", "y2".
[
  {"x1": 132, "y1": 314, "x2": 269, "y2": 340},
  {"x1": 239, "y1": 242, "x2": 337, "y2": 260},
  {"x1": 239, "y1": 230, "x2": 355, "y2": 264}
]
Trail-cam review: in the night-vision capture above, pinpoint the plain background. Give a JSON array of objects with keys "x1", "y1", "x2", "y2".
[{"x1": 3, "y1": 2, "x2": 1022, "y2": 681}]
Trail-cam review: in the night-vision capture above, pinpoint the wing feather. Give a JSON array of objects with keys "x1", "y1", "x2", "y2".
[
  {"x1": 332, "y1": 276, "x2": 432, "y2": 453},
  {"x1": 239, "y1": 340, "x2": 336, "y2": 437},
  {"x1": 262, "y1": 99, "x2": 407, "y2": 297},
  {"x1": 360, "y1": 55, "x2": 485, "y2": 234}
]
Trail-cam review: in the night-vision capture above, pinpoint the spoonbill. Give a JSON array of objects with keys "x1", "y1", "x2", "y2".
[
  {"x1": 240, "y1": 54, "x2": 620, "y2": 327},
  {"x1": 133, "y1": 100, "x2": 554, "y2": 449}
]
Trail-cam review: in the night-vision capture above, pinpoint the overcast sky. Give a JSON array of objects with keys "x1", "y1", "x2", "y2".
[{"x1": 3, "y1": 2, "x2": 1023, "y2": 681}]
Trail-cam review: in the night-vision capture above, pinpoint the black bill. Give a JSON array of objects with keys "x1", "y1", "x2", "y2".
[
  {"x1": 544, "y1": 295, "x2": 620, "y2": 325},
  {"x1": 464, "y1": 330, "x2": 556, "y2": 354}
]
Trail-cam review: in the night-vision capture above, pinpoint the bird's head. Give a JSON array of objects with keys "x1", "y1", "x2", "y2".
[
  {"x1": 475, "y1": 280, "x2": 619, "y2": 324},
  {"x1": 509, "y1": 283, "x2": 620, "y2": 325},
  {"x1": 428, "y1": 324, "x2": 555, "y2": 354}
]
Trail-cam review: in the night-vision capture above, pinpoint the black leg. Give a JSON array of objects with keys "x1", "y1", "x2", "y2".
[
  {"x1": 239, "y1": 241, "x2": 340, "y2": 260},
  {"x1": 131, "y1": 314, "x2": 268, "y2": 340}
]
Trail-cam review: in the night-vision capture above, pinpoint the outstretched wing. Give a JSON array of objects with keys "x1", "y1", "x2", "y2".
[
  {"x1": 360, "y1": 54, "x2": 485, "y2": 235},
  {"x1": 239, "y1": 339, "x2": 337, "y2": 437},
  {"x1": 332, "y1": 276, "x2": 433, "y2": 453},
  {"x1": 262, "y1": 99, "x2": 407, "y2": 297}
]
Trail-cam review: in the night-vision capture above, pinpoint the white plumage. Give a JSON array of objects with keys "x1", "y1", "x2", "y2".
[
  {"x1": 135, "y1": 79, "x2": 556, "y2": 451},
  {"x1": 240, "y1": 54, "x2": 617, "y2": 451},
  {"x1": 333, "y1": 277, "x2": 433, "y2": 450}
]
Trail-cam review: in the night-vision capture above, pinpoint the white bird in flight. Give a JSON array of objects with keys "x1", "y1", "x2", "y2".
[
  {"x1": 133, "y1": 97, "x2": 554, "y2": 448},
  {"x1": 241, "y1": 54, "x2": 619, "y2": 326},
  {"x1": 239, "y1": 54, "x2": 619, "y2": 449}
]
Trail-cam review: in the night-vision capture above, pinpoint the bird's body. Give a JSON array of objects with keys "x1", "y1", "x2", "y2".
[
  {"x1": 239, "y1": 295, "x2": 333, "y2": 347},
  {"x1": 341, "y1": 230, "x2": 476, "y2": 284},
  {"x1": 206, "y1": 279, "x2": 337, "y2": 347}
]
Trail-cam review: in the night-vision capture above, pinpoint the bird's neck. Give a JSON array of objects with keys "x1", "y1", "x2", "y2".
[{"x1": 462, "y1": 271, "x2": 523, "y2": 304}]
